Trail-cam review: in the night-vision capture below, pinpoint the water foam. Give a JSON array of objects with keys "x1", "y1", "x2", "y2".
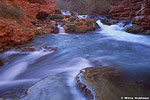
[{"x1": 96, "y1": 20, "x2": 150, "y2": 46}]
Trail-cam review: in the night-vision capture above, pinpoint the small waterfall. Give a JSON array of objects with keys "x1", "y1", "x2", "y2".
[
  {"x1": 61, "y1": 10, "x2": 71, "y2": 16},
  {"x1": 58, "y1": 24, "x2": 66, "y2": 34}
]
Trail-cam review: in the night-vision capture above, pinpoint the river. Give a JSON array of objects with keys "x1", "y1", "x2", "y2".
[{"x1": 0, "y1": 19, "x2": 150, "y2": 99}]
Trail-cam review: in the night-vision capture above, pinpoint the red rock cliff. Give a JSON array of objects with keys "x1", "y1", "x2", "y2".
[
  {"x1": 0, "y1": 0, "x2": 58, "y2": 52},
  {"x1": 111, "y1": 0, "x2": 150, "y2": 29}
]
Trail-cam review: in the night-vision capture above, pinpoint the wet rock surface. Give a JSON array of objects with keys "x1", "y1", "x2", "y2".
[
  {"x1": 100, "y1": 19, "x2": 118, "y2": 25},
  {"x1": 19, "y1": 74, "x2": 72, "y2": 100},
  {"x1": 76, "y1": 67, "x2": 150, "y2": 100},
  {"x1": 0, "y1": 87, "x2": 28, "y2": 99},
  {"x1": 13, "y1": 46, "x2": 57, "y2": 52}
]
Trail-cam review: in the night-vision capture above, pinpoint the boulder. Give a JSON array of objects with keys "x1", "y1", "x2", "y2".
[
  {"x1": 76, "y1": 67, "x2": 150, "y2": 100},
  {"x1": 100, "y1": 19, "x2": 118, "y2": 25},
  {"x1": 20, "y1": 75, "x2": 72, "y2": 100},
  {"x1": 125, "y1": 24, "x2": 144, "y2": 34},
  {"x1": 63, "y1": 17, "x2": 100, "y2": 33}
]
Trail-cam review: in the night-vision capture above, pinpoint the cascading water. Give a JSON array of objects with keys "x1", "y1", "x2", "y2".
[
  {"x1": 61, "y1": 10, "x2": 71, "y2": 16},
  {"x1": 0, "y1": 17, "x2": 150, "y2": 99},
  {"x1": 57, "y1": 24, "x2": 66, "y2": 34}
]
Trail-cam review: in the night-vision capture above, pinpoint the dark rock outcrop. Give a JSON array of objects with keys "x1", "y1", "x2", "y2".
[
  {"x1": 36, "y1": 11, "x2": 49, "y2": 20},
  {"x1": 0, "y1": 58, "x2": 4, "y2": 66}
]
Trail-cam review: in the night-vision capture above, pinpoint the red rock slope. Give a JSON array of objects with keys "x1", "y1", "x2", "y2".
[{"x1": 0, "y1": 0, "x2": 58, "y2": 52}]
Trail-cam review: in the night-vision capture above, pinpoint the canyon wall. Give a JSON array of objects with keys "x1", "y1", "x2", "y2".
[{"x1": 111, "y1": 0, "x2": 150, "y2": 29}]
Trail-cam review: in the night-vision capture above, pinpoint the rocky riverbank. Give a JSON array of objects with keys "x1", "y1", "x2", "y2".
[
  {"x1": 0, "y1": 0, "x2": 100, "y2": 53},
  {"x1": 76, "y1": 67, "x2": 150, "y2": 100}
]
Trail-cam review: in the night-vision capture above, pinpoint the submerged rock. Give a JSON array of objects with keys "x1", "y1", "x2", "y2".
[
  {"x1": 76, "y1": 67, "x2": 150, "y2": 100},
  {"x1": 13, "y1": 46, "x2": 57, "y2": 52},
  {"x1": 20, "y1": 75, "x2": 72, "y2": 100},
  {"x1": 0, "y1": 87, "x2": 28, "y2": 99}
]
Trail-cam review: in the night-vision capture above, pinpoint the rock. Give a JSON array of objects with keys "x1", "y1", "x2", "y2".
[
  {"x1": 0, "y1": 87, "x2": 28, "y2": 99},
  {"x1": 36, "y1": 11, "x2": 49, "y2": 20},
  {"x1": 76, "y1": 67, "x2": 150, "y2": 100},
  {"x1": 0, "y1": 58, "x2": 4, "y2": 66},
  {"x1": 34, "y1": 19, "x2": 59, "y2": 34},
  {"x1": 20, "y1": 74, "x2": 72, "y2": 100},
  {"x1": 13, "y1": 46, "x2": 57, "y2": 52},
  {"x1": 125, "y1": 24, "x2": 144, "y2": 34},
  {"x1": 100, "y1": 19, "x2": 118, "y2": 25},
  {"x1": 63, "y1": 17, "x2": 100, "y2": 33}
]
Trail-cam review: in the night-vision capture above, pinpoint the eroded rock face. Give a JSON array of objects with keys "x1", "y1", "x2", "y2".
[
  {"x1": 0, "y1": 0, "x2": 58, "y2": 52},
  {"x1": 76, "y1": 67, "x2": 150, "y2": 100},
  {"x1": 111, "y1": 0, "x2": 150, "y2": 30}
]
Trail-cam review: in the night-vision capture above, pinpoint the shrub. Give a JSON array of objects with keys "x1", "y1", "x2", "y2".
[
  {"x1": 0, "y1": 4, "x2": 24, "y2": 23},
  {"x1": 69, "y1": 17, "x2": 76, "y2": 22},
  {"x1": 48, "y1": 14, "x2": 64, "y2": 20},
  {"x1": 75, "y1": 22, "x2": 83, "y2": 26},
  {"x1": 85, "y1": 20, "x2": 92, "y2": 27}
]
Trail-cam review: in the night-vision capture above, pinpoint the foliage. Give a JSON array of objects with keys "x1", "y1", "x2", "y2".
[
  {"x1": 48, "y1": 14, "x2": 64, "y2": 20},
  {"x1": 69, "y1": 17, "x2": 76, "y2": 22},
  {"x1": 75, "y1": 22, "x2": 83, "y2": 26},
  {"x1": 85, "y1": 20, "x2": 92, "y2": 27},
  {"x1": 0, "y1": 3, "x2": 24, "y2": 23}
]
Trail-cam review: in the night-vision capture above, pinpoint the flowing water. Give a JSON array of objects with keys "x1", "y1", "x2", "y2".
[
  {"x1": 57, "y1": 24, "x2": 66, "y2": 34},
  {"x1": 0, "y1": 19, "x2": 150, "y2": 99}
]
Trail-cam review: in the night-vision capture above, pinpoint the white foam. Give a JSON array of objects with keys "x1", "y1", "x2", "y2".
[
  {"x1": 57, "y1": 24, "x2": 66, "y2": 34},
  {"x1": 61, "y1": 10, "x2": 71, "y2": 16},
  {"x1": 96, "y1": 20, "x2": 150, "y2": 46}
]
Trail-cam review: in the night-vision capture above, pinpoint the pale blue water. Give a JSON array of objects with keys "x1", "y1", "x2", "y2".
[{"x1": 0, "y1": 20, "x2": 150, "y2": 99}]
